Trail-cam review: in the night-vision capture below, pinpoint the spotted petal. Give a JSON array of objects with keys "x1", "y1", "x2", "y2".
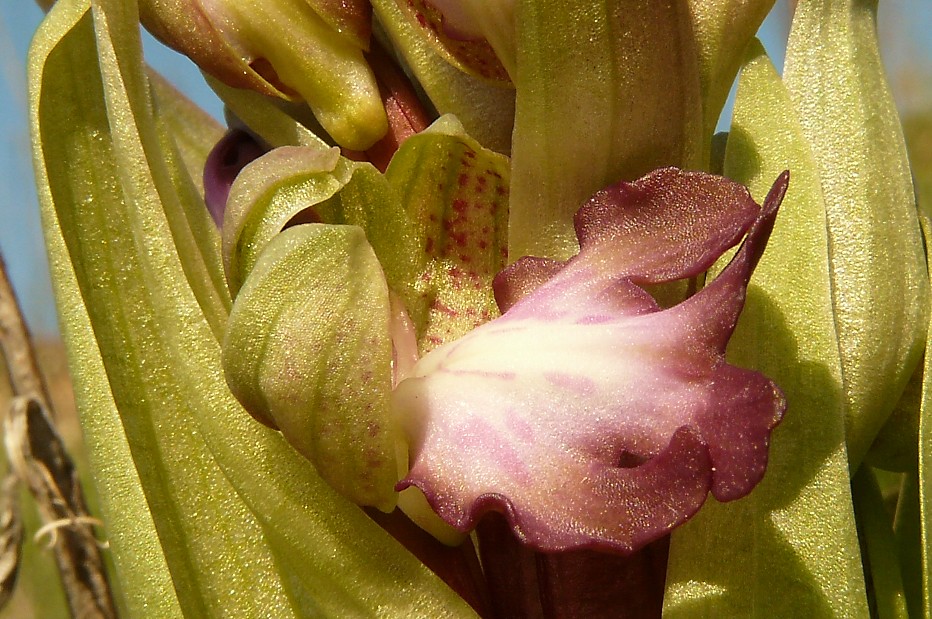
[{"x1": 394, "y1": 169, "x2": 788, "y2": 552}]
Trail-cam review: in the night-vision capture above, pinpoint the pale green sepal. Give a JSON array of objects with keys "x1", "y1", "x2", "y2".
[
  {"x1": 381, "y1": 0, "x2": 510, "y2": 84},
  {"x1": 33, "y1": 0, "x2": 477, "y2": 614},
  {"x1": 154, "y1": 0, "x2": 385, "y2": 149},
  {"x1": 223, "y1": 224, "x2": 400, "y2": 510},
  {"x1": 665, "y1": 41, "x2": 868, "y2": 617},
  {"x1": 221, "y1": 0, "x2": 387, "y2": 150},
  {"x1": 305, "y1": 0, "x2": 372, "y2": 50},
  {"x1": 508, "y1": 0, "x2": 703, "y2": 261},
  {"x1": 385, "y1": 115, "x2": 510, "y2": 352},
  {"x1": 457, "y1": 0, "x2": 517, "y2": 80},
  {"x1": 851, "y1": 467, "x2": 910, "y2": 619},
  {"x1": 371, "y1": 0, "x2": 516, "y2": 154},
  {"x1": 221, "y1": 146, "x2": 424, "y2": 319},
  {"x1": 687, "y1": 0, "x2": 775, "y2": 143},
  {"x1": 222, "y1": 145, "x2": 343, "y2": 295},
  {"x1": 326, "y1": 163, "x2": 427, "y2": 326},
  {"x1": 784, "y1": 0, "x2": 929, "y2": 469}
]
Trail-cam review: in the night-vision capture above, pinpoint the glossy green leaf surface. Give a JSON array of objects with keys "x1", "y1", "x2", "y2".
[
  {"x1": 893, "y1": 471, "x2": 925, "y2": 618},
  {"x1": 783, "y1": 0, "x2": 929, "y2": 469},
  {"x1": 149, "y1": 71, "x2": 224, "y2": 195},
  {"x1": 33, "y1": 3, "x2": 293, "y2": 615},
  {"x1": 31, "y1": 9, "x2": 183, "y2": 618},
  {"x1": 30, "y1": 0, "x2": 476, "y2": 615},
  {"x1": 507, "y1": 0, "x2": 703, "y2": 261},
  {"x1": 664, "y1": 41, "x2": 868, "y2": 617}
]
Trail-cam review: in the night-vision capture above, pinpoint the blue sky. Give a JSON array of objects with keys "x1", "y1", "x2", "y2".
[{"x1": 1, "y1": 1, "x2": 929, "y2": 334}]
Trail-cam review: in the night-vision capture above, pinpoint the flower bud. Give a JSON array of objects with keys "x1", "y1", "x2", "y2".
[{"x1": 140, "y1": 0, "x2": 387, "y2": 149}]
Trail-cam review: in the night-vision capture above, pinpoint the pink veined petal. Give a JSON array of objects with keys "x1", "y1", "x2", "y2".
[{"x1": 393, "y1": 169, "x2": 789, "y2": 553}]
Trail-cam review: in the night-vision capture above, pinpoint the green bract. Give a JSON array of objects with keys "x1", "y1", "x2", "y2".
[{"x1": 784, "y1": 0, "x2": 929, "y2": 472}]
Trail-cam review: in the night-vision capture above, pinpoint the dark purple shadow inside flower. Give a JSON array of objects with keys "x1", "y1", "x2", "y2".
[
  {"x1": 203, "y1": 129, "x2": 268, "y2": 228},
  {"x1": 477, "y1": 513, "x2": 669, "y2": 618}
]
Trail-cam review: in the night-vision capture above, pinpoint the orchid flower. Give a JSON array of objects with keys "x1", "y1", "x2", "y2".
[{"x1": 23, "y1": 0, "x2": 932, "y2": 617}]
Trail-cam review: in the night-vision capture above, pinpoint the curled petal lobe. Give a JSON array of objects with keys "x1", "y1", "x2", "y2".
[{"x1": 394, "y1": 169, "x2": 788, "y2": 552}]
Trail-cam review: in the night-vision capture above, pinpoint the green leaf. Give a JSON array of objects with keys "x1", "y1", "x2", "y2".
[
  {"x1": 866, "y1": 358, "x2": 922, "y2": 472},
  {"x1": 150, "y1": 81, "x2": 231, "y2": 340},
  {"x1": 508, "y1": 0, "x2": 703, "y2": 261},
  {"x1": 664, "y1": 41, "x2": 868, "y2": 617},
  {"x1": 30, "y1": 0, "x2": 476, "y2": 615},
  {"x1": 31, "y1": 12, "x2": 183, "y2": 618},
  {"x1": 149, "y1": 70, "x2": 224, "y2": 195},
  {"x1": 783, "y1": 0, "x2": 929, "y2": 469},
  {"x1": 223, "y1": 224, "x2": 401, "y2": 510},
  {"x1": 33, "y1": 2, "x2": 277, "y2": 615},
  {"x1": 893, "y1": 470, "x2": 926, "y2": 618}
]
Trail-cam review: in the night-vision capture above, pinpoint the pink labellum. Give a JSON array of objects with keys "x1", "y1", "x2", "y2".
[{"x1": 394, "y1": 168, "x2": 789, "y2": 553}]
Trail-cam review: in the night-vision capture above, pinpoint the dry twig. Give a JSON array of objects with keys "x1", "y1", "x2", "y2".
[
  {"x1": 0, "y1": 473, "x2": 23, "y2": 609},
  {"x1": 0, "y1": 252, "x2": 116, "y2": 618}
]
